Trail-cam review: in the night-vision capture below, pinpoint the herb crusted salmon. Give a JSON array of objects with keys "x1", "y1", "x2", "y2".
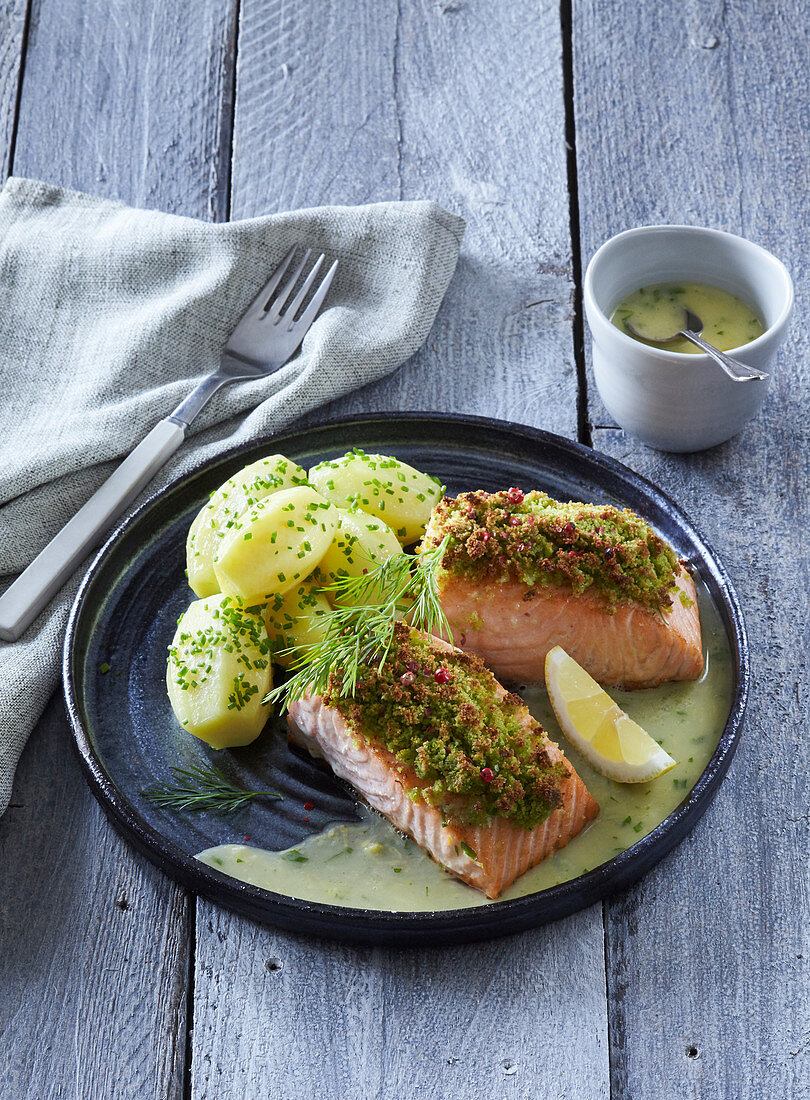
[
  {"x1": 287, "y1": 624, "x2": 598, "y2": 898},
  {"x1": 420, "y1": 489, "x2": 703, "y2": 690}
]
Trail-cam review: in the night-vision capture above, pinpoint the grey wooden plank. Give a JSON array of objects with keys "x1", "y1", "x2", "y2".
[
  {"x1": 0, "y1": 0, "x2": 239, "y2": 1094},
  {"x1": 230, "y1": 0, "x2": 577, "y2": 439},
  {"x1": 193, "y1": 907, "x2": 608, "y2": 1100},
  {"x1": 0, "y1": 0, "x2": 27, "y2": 179},
  {"x1": 190, "y1": 3, "x2": 608, "y2": 1099},
  {"x1": 229, "y1": 0, "x2": 400, "y2": 214},
  {"x1": 14, "y1": 0, "x2": 236, "y2": 218},
  {"x1": 0, "y1": 698, "x2": 190, "y2": 1099},
  {"x1": 573, "y1": 1, "x2": 810, "y2": 1097}
]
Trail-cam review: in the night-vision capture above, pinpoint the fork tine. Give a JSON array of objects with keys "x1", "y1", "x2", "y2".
[
  {"x1": 268, "y1": 248, "x2": 312, "y2": 321},
  {"x1": 279, "y1": 253, "x2": 325, "y2": 329},
  {"x1": 290, "y1": 258, "x2": 338, "y2": 333},
  {"x1": 243, "y1": 245, "x2": 296, "y2": 317}
]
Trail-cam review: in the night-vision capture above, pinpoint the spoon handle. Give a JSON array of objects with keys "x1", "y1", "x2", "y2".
[{"x1": 681, "y1": 330, "x2": 769, "y2": 383}]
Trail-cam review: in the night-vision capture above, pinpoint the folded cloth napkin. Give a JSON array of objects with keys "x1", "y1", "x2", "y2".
[{"x1": 0, "y1": 177, "x2": 464, "y2": 817}]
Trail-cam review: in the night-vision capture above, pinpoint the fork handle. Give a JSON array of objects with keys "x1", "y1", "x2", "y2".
[{"x1": 0, "y1": 418, "x2": 185, "y2": 642}]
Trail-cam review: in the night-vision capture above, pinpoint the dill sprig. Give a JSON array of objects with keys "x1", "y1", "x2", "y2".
[
  {"x1": 266, "y1": 536, "x2": 452, "y2": 710},
  {"x1": 143, "y1": 763, "x2": 283, "y2": 814}
]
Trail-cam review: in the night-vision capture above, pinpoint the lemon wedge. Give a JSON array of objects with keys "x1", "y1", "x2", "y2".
[{"x1": 545, "y1": 646, "x2": 676, "y2": 783}]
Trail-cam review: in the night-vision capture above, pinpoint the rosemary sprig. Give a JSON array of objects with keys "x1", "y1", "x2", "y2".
[
  {"x1": 143, "y1": 763, "x2": 283, "y2": 814},
  {"x1": 266, "y1": 536, "x2": 451, "y2": 710}
]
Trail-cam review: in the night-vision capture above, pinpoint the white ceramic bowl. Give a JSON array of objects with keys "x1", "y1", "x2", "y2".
[{"x1": 583, "y1": 225, "x2": 793, "y2": 452}]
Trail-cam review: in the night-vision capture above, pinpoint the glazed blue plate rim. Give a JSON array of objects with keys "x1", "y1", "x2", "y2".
[{"x1": 63, "y1": 412, "x2": 749, "y2": 946}]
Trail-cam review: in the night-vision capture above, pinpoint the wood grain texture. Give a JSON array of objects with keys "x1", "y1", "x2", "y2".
[
  {"x1": 192, "y1": 907, "x2": 608, "y2": 1100},
  {"x1": 0, "y1": 0, "x2": 27, "y2": 179},
  {"x1": 0, "y1": 697, "x2": 190, "y2": 1099},
  {"x1": 0, "y1": 0, "x2": 239, "y2": 1095},
  {"x1": 189, "y1": 2, "x2": 608, "y2": 1099},
  {"x1": 229, "y1": 0, "x2": 400, "y2": 214},
  {"x1": 574, "y1": 2, "x2": 810, "y2": 1097},
  {"x1": 13, "y1": 0, "x2": 237, "y2": 219},
  {"x1": 233, "y1": 0, "x2": 578, "y2": 438}
]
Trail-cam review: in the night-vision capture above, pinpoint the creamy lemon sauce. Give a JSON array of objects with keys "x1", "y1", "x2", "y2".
[
  {"x1": 197, "y1": 582, "x2": 733, "y2": 911},
  {"x1": 611, "y1": 281, "x2": 764, "y2": 353}
]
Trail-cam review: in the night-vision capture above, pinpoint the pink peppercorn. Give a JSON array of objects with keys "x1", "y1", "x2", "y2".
[
  {"x1": 303, "y1": 801, "x2": 314, "y2": 811},
  {"x1": 434, "y1": 667, "x2": 451, "y2": 684},
  {"x1": 480, "y1": 767, "x2": 495, "y2": 783},
  {"x1": 400, "y1": 671, "x2": 415, "y2": 686},
  {"x1": 507, "y1": 487, "x2": 524, "y2": 503}
]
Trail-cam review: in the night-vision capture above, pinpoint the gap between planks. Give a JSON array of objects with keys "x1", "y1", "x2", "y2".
[{"x1": 559, "y1": 0, "x2": 590, "y2": 449}]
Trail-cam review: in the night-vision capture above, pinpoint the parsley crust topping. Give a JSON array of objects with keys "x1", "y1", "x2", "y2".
[
  {"x1": 324, "y1": 624, "x2": 566, "y2": 830},
  {"x1": 422, "y1": 490, "x2": 686, "y2": 612}
]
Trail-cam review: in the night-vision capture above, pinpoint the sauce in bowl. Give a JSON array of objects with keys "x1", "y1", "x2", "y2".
[{"x1": 611, "y1": 281, "x2": 764, "y2": 354}]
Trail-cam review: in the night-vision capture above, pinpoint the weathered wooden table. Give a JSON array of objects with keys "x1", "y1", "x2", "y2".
[{"x1": 1, "y1": 2, "x2": 807, "y2": 1097}]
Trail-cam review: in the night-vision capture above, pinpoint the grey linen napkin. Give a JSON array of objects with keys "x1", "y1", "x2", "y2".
[{"x1": 0, "y1": 177, "x2": 464, "y2": 817}]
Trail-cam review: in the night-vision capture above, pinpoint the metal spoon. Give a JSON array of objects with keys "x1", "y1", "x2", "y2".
[{"x1": 626, "y1": 308, "x2": 768, "y2": 382}]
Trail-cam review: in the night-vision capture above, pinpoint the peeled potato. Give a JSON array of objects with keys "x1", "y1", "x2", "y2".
[
  {"x1": 166, "y1": 595, "x2": 272, "y2": 749},
  {"x1": 213, "y1": 486, "x2": 337, "y2": 604},
  {"x1": 263, "y1": 580, "x2": 332, "y2": 669},
  {"x1": 186, "y1": 455, "x2": 309, "y2": 598},
  {"x1": 316, "y1": 507, "x2": 401, "y2": 604},
  {"x1": 309, "y1": 450, "x2": 443, "y2": 545}
]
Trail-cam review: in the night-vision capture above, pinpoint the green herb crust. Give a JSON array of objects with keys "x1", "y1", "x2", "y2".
[
  {"x1": 423, "y1": 490, "x2": 685, "y2": 612},
  {"x1": 323, "y1": 624, "x2": 566, "y2": 830}
]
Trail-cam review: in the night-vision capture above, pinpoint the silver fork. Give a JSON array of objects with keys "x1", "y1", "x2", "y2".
[{"x1": 0, "y1": 247, "x2": 338, "y2": 642}]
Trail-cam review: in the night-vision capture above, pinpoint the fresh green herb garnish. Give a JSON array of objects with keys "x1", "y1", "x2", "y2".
[
  {"x1": 265, "y1": 538, "x2": 452, "y2": 709},
  {"x1": 143, "y1": 763, "x2": 283, "y2": 814},
  {"x1": 325, "y1": 847, "x2": 354, "y2": 862},
  {"x1": 281, "y1": 850, "x2": 308, "y2": 863}
]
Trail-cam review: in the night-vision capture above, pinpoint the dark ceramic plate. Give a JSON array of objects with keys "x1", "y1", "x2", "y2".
[{"x1": 64, "y1": 414, "x2": 747, "y2": 946}]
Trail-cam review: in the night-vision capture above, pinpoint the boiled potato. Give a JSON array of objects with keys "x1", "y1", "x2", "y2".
[
  {"x1": 166, "y1": 594, "x2": 272, "y2": 749},
  {"x1": 309, "y1": 450, "x2": 443, "y2": 544},
  {"x1": 316, "y1": 507, "x2": 401, "y2": 604},
  {"x1": 213, "y1": 486, "x2": 337, "y2": 604},
  {"x1": 186, "y1": 455, "x2": 309, "y2": 597},
  {"x1": 263, "y1": 580, "x2": 332, "y2": 669}
]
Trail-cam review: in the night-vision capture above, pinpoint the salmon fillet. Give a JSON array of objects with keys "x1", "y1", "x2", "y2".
[
  {"x1": 423, "y1": 489, "x2": 703, "y2": 690},
  {"x1": 439, "y1": 565, "x2": 702, "y2": 689},
  {"x1": 287, "y1": 634, "x2": 598, "y2": 899}
]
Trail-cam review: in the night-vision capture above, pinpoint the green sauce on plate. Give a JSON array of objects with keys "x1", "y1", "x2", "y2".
[{"x1": 197, "y1": 579, "x2": 732, "y2": 912}]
